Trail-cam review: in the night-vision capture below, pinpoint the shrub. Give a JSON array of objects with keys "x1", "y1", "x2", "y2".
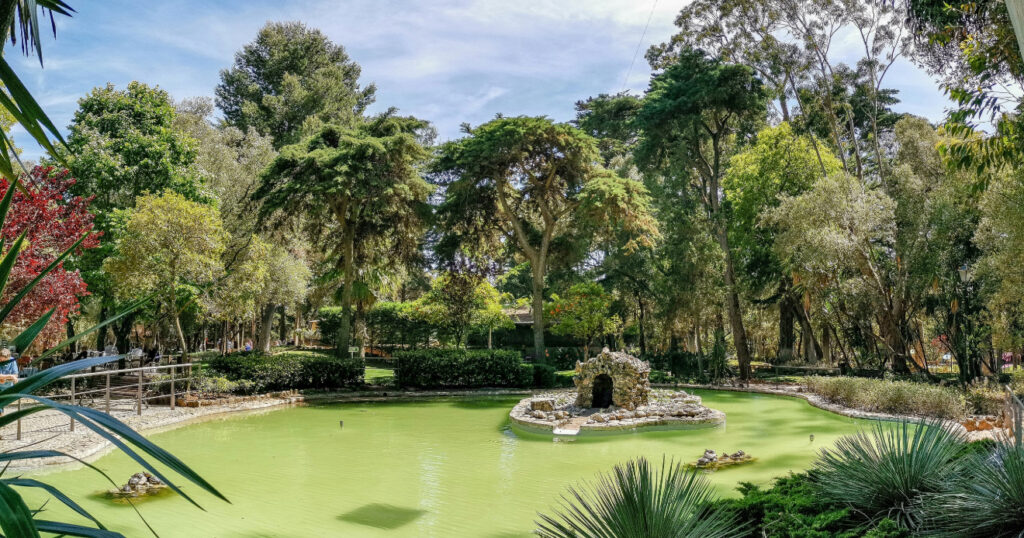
[
  {"x1": 717, "y1": 473, "x2": 899, "y2": 538},
  {"x1": 536, "y1": 457, "x2": 739, "y2": 538},
  {"x1": 921, "y1": 439, "x2": 1024, "y2": 536},
  {"x1": 206, "y1": 350, "x2": 363, "y2": 392},
  {"x1": 965, "y1": 385, "x2": 1005, "y2": 415},
  {"x1": 543, "y1": 347, "x2": 585, "y2": 369},
  {"x1": 812, "y1": 420, "x2": 967, "y2": 531},
  {"x1": 394, "y1": 348, "x2": 526, "y2": 389},
  {"x1": 805, "y1": 376, "x2": 968, "y2": 419}
]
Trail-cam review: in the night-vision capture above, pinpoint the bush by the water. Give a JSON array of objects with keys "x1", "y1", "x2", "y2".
[
  {"x1": 805, "y1": 376, "x2": 967, "y2": 419},
  {"x1": 394, "y1": 348, "x2": 530, "y2": 389},
  {"x1": 205, "y1": 350, "x2": 363, "y2": 392}
]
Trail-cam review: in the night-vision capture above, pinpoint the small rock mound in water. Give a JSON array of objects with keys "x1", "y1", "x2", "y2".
[
  {"x1": 691, "y1": 448, "x2": 754, "y2": 470},
  {"x1": 108, "y1": 472, "x2": 167, "y2": 499}
]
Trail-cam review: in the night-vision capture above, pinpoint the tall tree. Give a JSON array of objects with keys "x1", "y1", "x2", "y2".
[
  {"x1": 253, "y1": 113, "x2": 433, "y2": 355},
  {"x1": 216, "y1": 21, "x2": 376, "y2": 148},
  {"x1": 723, "y1": 123, "x2": 841, "y2": 361},
  {"x1": 62, "y1": 81, "x2": 208, "y2": 351},
  {"x1": 433, "y1": 116, "x2": 658, "y2": 361},
  {"x1": 104, "y1": 191, "x2": 226, "y2": 358},
  {"x1": 635, "y1": 48, "x2": 769, "y2": 379}
]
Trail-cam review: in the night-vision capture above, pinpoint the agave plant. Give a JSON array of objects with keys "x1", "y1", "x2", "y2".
[
  {"x1": 920, "y1": 438, "x2": 1024, "y2": 537},
  {"x1": 535, "y1": 456, "x2": 741, "y2": 538},
  {"x1": 811, "y1": 420, "x2": 967, "y2": 531}
]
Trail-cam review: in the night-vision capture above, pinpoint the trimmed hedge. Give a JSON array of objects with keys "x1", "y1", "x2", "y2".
[
  {"x1": 206, "y1": 350, "x2": 363, "y2": 392},
  {"x1": 395, "y1": 349, "x2": 531, "y2": 389}
]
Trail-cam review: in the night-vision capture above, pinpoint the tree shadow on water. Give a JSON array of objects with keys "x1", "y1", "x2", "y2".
[{"x1": 338, "y1": 503, "x2": 428, "y2": 530}]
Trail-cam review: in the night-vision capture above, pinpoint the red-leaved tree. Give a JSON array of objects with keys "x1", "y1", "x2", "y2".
[{"x1": 1, "y1": 166, "x2": 101, "y2": 350}]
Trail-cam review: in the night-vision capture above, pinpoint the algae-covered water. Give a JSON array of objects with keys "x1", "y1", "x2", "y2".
[{"x1": 25, "y1": 390, "x2": 878, "y2": 537}]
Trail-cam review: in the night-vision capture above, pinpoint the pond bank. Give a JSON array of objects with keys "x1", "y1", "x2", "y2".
[{"x1": 663, "y1": 381, "x2": 1003, "y2": 441}]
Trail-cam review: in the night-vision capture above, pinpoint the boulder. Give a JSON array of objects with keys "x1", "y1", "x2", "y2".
[{"x1": 531, "y1": 399, "x2": 555, "y2": 412}]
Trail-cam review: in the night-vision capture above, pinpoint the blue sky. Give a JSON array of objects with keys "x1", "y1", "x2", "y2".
[{"x1": 14, "y1": 0, "x2": 952, "y2": 160}]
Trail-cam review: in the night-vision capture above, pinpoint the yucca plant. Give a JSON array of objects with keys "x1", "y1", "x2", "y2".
[
  {"x1": 811, "y1": 420, "x2": 967, "y2": 531},
  {"x1": 535, "y1": 456, "x2": 741, "y2": 538},
  {"x1": 920, "y1": 438, "x2": 1024, "y2": 537}
]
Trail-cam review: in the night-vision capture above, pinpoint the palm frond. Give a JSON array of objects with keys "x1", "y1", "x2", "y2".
[{"x1": 536, "y1": 456, "x2": 741, "y2": 538}]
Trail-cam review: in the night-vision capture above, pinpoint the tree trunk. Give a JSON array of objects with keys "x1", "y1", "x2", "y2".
[
  {"x1": 96, "y1": 303, "x2": 109, "y2": 351},
  {"x1": 778, "y1": 281, "x2": 795, "y2": 362},
  {"x1": 531, "y1": 263, "x2": 546, "y2": 363},
  {"x1": 279, "y1": 305, "x2": 287, "y2": 342},
  {"x1": 258, "y1": 304, "x2": 276, "y2": 353},
  {"x1": 637, "y1": 295, "x2": 647, "y2": 355},
  {"x1": 488, "y1": 327, "x2": 493, "y2": 349},
  {"x1": 173, "y1": 311, "x2": 188, "y2": 362},
  {"x1": 714, "y1": 227, "x2": 752, "y2": 379},
  {"x1": 336, "y1": 235, "x2": 355, "y2": 358}
]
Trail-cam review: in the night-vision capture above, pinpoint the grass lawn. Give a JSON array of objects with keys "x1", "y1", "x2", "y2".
[{"x1": 366, "y1": 367, "x2": 395, "y2": 381}]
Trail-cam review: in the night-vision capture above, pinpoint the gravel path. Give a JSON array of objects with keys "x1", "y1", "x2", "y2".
[{"x1": 0, "y1": 394, "x2": 303, "y2": 472}]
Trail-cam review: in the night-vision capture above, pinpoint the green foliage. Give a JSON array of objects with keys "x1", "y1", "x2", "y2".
[
  {"x1": 433, "y1": 115, "x2": 657, "y2": 358},
  {"x1": 530, "y1": 363, "x2": 558, "y2": 389},
  {"x1": 104, "y1": 190, "x2": 227, "y2": 354},
  {"x1": 543, "y1": 347, "x2": 585, "y2": 370},
  {"x1": 415, "y1": 272, "x2": 511, "y2": 347},
  {"x1": 805, "y1": 376, "x2": 968, "y2": 419},
  {"x1": 255, "y1": 114, "x2": 434, "y2": 353},
  {"x1": 205, "y1": 350, "x2": 363, "y2": 392},
  {"x1": 363, "y1": 301, "x2": 435, "y2": 349},
  {"x1": 812, "y1": 421, "x2": 967, "y2": 530},
  {"x1": 216, "y1": 21, "x2": 376, "y2": 148},
  {"x1": 921, "y1": 439, "x2": 1024, "y2": 536},
  {"x1": 717, "y1": 474, "x2": 891, "y2": 538},
  {"x1": 536, "y1": 457, "x2": 740, "y2": 538},
  {"x1": 545, "y1": 282, "x2": 619, "y2": 358},
  {"x1": 393, "y1": 348, "x2": 527, "y2": 389}
]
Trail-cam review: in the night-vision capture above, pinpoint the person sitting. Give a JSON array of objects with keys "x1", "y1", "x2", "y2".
[{"x1": 0, "y1": 348, "x2": 17, "y2": 386}]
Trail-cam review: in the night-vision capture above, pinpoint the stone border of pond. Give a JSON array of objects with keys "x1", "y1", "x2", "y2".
[{"x1": 663, "y1": 382, "x2": 1002, "y2": 442}]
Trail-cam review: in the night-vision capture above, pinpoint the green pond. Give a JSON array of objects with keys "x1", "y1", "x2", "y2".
[{"x1": 26, "y1": 389, "x2": 878, "y2": 537}]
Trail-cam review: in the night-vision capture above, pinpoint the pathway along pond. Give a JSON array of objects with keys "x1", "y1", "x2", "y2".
[{"x1": 26, "y1": 389, "x2": 879, "y2": 537}]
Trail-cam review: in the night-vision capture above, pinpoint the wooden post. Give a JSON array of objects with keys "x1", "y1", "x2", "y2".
[
  {"x1": 105, "y1": 373, "x2": 111, "y2": 413},
  {"x1": 69, "y1": 377, "x2": 75, "y2": 432},
  {"x1": 137, "y1": 369, "x2": 143, "y2": 415},
  {"x1": 170, "y1": 367, "x2": 176, "y2": 410}
]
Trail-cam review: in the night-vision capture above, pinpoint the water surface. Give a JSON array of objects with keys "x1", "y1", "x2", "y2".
[{"x1": 26, "y1": 389, "x2": 876, "y2": 537}]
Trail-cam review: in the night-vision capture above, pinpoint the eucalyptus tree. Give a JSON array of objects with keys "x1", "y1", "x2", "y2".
[
  {"x1": 433, "y1": 116, "x2": 658, "y2": 361},
  {"x1": 253, "y1": 113, "x2": 433, "y2": 355},
  {"x1": 724, "y1": 123, "x2": 841, "y2": 361},
  {"x1": 635, "y1": 48, "x2": 769, "y2": 379},
  {"x1": 216, "y1": 21, "x2": 376, "y2": 148}
]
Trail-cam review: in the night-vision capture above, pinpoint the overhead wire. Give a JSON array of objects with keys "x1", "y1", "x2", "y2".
[{"x1": 621, "y1": 0, "x2": 660, "y2": 92}]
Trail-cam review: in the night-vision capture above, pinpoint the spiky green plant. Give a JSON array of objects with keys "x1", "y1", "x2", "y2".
[
  {"x1": 921, "y1": 438, "x2": 1024, "y2": 537},
  {"x1": 535, "y1": 457, "x2": 741, "y2": 538},
  {"x1": 811, "y1": 420, "x2": 967, "y2": 531}
]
